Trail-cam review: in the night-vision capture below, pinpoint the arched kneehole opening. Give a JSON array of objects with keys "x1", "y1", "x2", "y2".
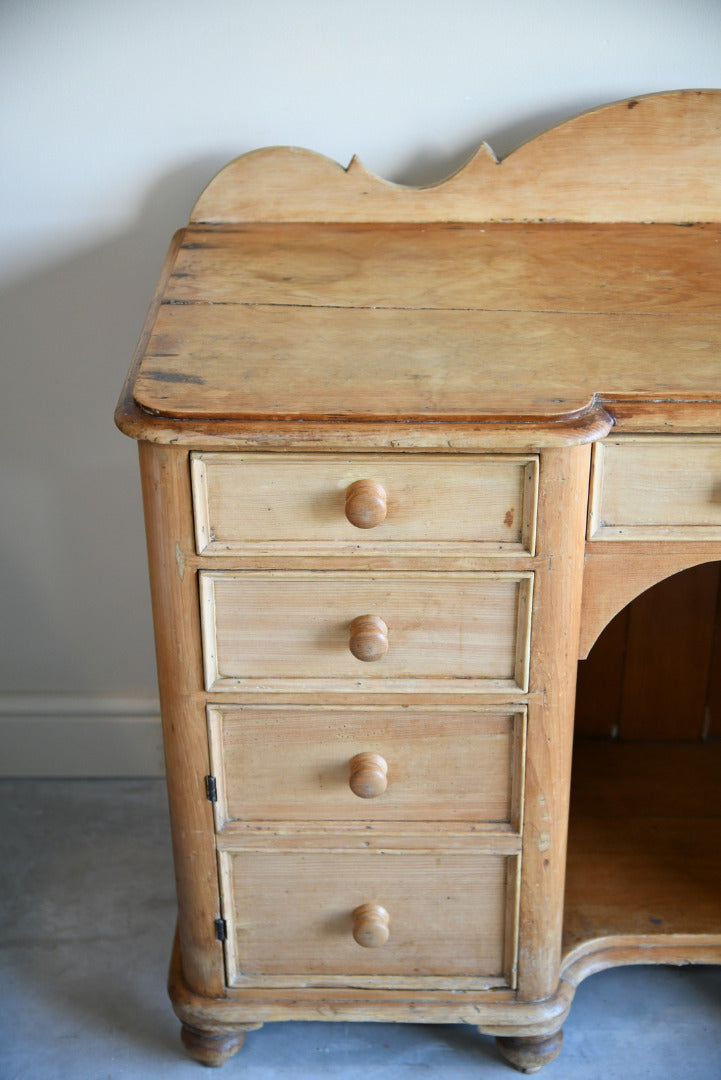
[{"x1": 564, "y1": 562, "x2": 721, "y2": 956}]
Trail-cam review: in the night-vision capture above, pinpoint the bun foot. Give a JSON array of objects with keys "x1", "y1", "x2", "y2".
[
  {"x1": 180, "y1": 1023, "x2": 249, "y2": 1067},
  {"x1": 495, "y1": 1029, "x2": 564, "y2": 1073}
]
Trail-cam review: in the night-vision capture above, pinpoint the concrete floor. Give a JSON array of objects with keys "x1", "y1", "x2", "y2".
[{"x1": 1, "y1": 779, "x2": 719, "y2": 1080}]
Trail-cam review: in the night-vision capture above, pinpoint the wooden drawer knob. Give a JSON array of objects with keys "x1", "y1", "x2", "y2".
[
  {"x1": 352, "y1": 903, "x2": 390, "y2": 948},
  {"x1": 349, "y1": 752, "x2": 388, "y2": 798},
  {"x1": 349, "y1": 615, "x2": 388, "y2": 662},
  {"x1": 345, "y1": 480, "x2": 387, "y2": 529}
]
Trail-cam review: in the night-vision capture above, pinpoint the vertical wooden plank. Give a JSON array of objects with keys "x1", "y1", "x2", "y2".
[
  {"x1": 139, "y1": 441, "x2": 225, "y2": 997},
  {"x1": 516, "y1": 443, "x2": 590, "y2": 1003},
  {"x1": 618, "y1": 562, "x2": 720, "y2": 741},
  {"x1": 705, "y1": 564, "x2": 721, "y2": 738},
  {"x1": 575, "y1": 607, "x2": 629, "y2": 738}
]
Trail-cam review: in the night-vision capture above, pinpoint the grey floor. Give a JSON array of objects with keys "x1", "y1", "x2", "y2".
[{"x1": 1, "y1": 780, "x2": 720, "y2": 1080}]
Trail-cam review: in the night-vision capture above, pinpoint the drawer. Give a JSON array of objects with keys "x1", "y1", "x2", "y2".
[
  {"x1": 218, "y1": 846, "x2": 519, "y2": 989},
  {"x1": 191, "y1": 452, "x2": 538, "y2": 555},
  {"x1": 588, "y1": 436, "x2": 721, "y2": 541},
  {"x1": 207, "y1": 705, "x2": 526, "y2": 827},
  {"x1": 199, "y1": 570, "x2": 533, "y2": 693}
]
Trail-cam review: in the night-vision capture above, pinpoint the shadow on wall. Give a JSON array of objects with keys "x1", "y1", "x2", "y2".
[{"x1": 0, "y1": 155, "x2": 230, "y2": 695}]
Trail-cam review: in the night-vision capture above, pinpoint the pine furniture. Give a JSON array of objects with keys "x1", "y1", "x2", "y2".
[{"x1": 116, "y1": 90, "x2": 721, "y2": 1072}]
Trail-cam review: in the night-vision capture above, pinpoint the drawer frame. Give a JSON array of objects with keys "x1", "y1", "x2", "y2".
[
  {"x1": 206, "y1": 703, "x2": 527, "y2": 832},
  {"x1": 588, "y1": 435, "x2": 721, "y2": 541},
  {"x1": 216, "y1": 841, "x2": 522, "y2": 992},
  {"x1": 191, "y1": 451, "x2": 539, "y2": 558},
  {"x1": 199, "y1": 569, "x2": 534, "y2": 695}
]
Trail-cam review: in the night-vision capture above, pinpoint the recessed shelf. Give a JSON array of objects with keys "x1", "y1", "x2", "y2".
[{"x1": 563, "y1": 739, "x2": 721, "y2": 970}]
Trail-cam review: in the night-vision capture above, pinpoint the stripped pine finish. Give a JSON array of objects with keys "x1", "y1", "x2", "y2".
[{"x1": 117, "y1": 91, "x2": 721, "y2": 1072}]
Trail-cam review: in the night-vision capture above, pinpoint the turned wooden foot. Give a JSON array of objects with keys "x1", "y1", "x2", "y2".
[
  {"x1": 180, "y1": 1023, "x2": 249, "y2": 1067},
  {"x1": 495, "y1": 1029, "x2": 564, "y2": 1073}
]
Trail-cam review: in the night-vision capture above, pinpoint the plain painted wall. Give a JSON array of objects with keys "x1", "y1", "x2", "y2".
[{"x1": 1, "y1": 0, "x2": 719, "y2": 769}]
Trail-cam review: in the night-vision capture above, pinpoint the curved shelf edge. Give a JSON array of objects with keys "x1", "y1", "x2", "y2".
[
  {"x1": 579, "y1": 547, "x2": 721, "y2": 659},
  {"x1": 561, "y1": 934, "x2": 721, "y2": 988}
]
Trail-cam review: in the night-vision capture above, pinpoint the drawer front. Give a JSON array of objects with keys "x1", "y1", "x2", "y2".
[
  {"x1": 588, "y1": 436, "x2": 721, "y2": 540},
  {"x1": 207, "y1": 705, "x2": 526, "y2": 827},
  {"x1": 191, "y1": 452, "x2": 538, "y2": 555},
  {"x1": 200, "y1": 570, "x2": 533, "y2": 693},
  {"x1": 219, "y1": 847, "x2": 519, "y2": 989}
]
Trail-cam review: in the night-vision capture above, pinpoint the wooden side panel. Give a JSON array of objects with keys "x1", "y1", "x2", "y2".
[
  {"x1": 515, "y1": 444, "x2": 591, "y2": 1002},
  {"x1": 618, "y1": 562, "x2": 719, "y2": 740},
  {"x1": 137, "y1": 443, "x2": 224, "y2": 997},
  {"x1": 708, "y1": 585, "x2": 721, "y2": 738}
]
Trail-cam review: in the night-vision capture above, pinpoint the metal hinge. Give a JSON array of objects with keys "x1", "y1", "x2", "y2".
[
  {"x1": 205, "y1": 775, "x2": 217, "y2": 803},
  {"x1": 214, "y1": 917, "x2": 227, "y2": 942}
]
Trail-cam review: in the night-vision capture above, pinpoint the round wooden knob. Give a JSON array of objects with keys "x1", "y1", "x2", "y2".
[
  {"x1": 345, "y1": 480, "x2": 387, "y2": 529},
  {"x1": 352, "y1": 904, "x2": 390, "y2": 948},
  {"x1": 349, "y1": 752, "x2": 388, "y2": 798},
  {"x1": 349, "y1": 615, "x2": 388, "y2": 662}
]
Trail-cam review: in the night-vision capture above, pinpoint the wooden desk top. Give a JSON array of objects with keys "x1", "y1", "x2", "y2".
[{"x1": 116, "y1": 90, "x2": 721, "y2": 446}]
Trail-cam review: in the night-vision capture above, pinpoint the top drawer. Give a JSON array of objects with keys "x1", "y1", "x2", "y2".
[
  {"x1": 588, "y1": 436, "x2": 721, "y2": 541},
  {"x1": 191, "y1": 453, "x2": 538, "y2": 556}
]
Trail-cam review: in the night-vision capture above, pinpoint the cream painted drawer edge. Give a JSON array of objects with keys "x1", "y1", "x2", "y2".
[
  {"x1": 587, "y1": 435, "x2": 721, "y2": 541},
  {"x1": 191, "y1": 452, "x2": 539, "y2": 556}
]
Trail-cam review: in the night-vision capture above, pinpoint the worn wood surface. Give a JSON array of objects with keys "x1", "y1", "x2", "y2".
[
  {"x1": 578, "y1": 546, "x2": 721, "y2": 659},
  {"x1": 138, "y1": 443, "x2": 224, "y2": 997},
  {"x1": 219, "y1": 846, "x2": 518, "y2": 987},
  {"x1": 119, "y1": 93, "x2": 721, "y2": 1065},
  {"x1": 564, "y1": 740, "x2": 721, "y2": 955},
  {"x1": 166, "y1": 222, "x2": 721, "y2": 312},
  {"x1": 134, "y1": 300, "x2": 721, "y2": 425},
  {"x1": 588, "y1": 436, "x2": 721, "y2": 541},
  {"x1": 191, "y1": 452, "x2": 538, "y2": 556},
  {"x1": 190, "y1": 91, "x2": 721, "y2": 224},
  {"x1": 515, "y1": 445, "x2": 590, "y2": 1002},
  {"x1": 200, "y1": 569, "x2": 533, "y2": 693},
  {"x1": 207, "y1": 704, "x2": 525, "y2": 826}
]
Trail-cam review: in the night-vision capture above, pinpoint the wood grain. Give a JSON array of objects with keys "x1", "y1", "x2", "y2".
[
  {"x1": 618, "y1": 562, "x2": 720, "y2": 740},
  {"x1": 167, "y1": 223, "x2": 721, "y2": 313},
  {"x1": 206, "y1": 704, "x2": 525, "y2": 826},
  {"x1": 138, "y1": 443, "x2": 224, "y2": 997},
  {"x1": 189, "y1": 91, "x2": 721, "y2": 224},
  {"x1": 200, "y1": 569, "x2": 533, "y2": 693},
  {"x1": 588, "y1": 436, "x2": 721, "y2": 541},
  {"x1": 564, "y1": 740, "x2": 721, "y2": 953},
  {"x1": 118, "y1": 93, "x2": 721, "y2": 1061},
  {"x1": 191, "y1": 452, "x2": 538, "y2": 556},
  {"x1": 219, "y1": 847, "x2": 518, "y2": 988},
  {"x1": 135, "y1": 302, "x2": 721, "y2": 423}
]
